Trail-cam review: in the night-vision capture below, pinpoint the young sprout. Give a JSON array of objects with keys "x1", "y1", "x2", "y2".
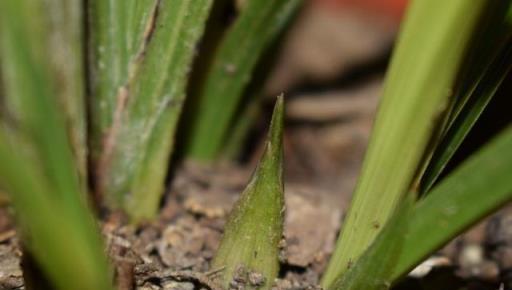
[{"x1": 212, "y1": 96, "x2": 284, "y2": 290}]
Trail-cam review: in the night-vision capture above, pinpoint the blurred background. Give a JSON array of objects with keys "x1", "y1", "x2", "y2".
[{"x1": 247, "y1": 0, "x2": 405, "y2": 204}]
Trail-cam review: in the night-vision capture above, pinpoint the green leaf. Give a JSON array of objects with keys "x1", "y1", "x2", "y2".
[
  {"x1": 329, "y1": 196, "x2": 413, "y2": 290},
  {"x1": 88, "y1": 0, "x2": 213, "y2": 220},
  {"x1": 418, "y1": 3, "x2": 512, "y2": 194},
  {"x1": 443, "y1": 1, "x2": 512, "y2": 130},
  {"x1": 327, "y1": 127, "x2": 512, "y2": 288},
  {"x1": 45, "y1": 0, "x2": 88, "y2": 181},
  {"x1": 184, "y1": 0, "x2": 303, "y2": 160},
  {"x1": 0, "y1": 0, "x2": 86, "y2": 212},
  {"x1": 391, "y1": 126, "x2": 512, "y2": 280},
  {"x1": 321, "y1": 0, "x2": 490, "y2": 287},
  {"x1": 1, "y1": 0, "x2": 87, "y2": 184},
  {"x1": 212, "y1": 96, "x2": 284, "y2": 290},
  {"x1": 420, "y1": 41, "x2": 512, "y2": 194},
  {"x1": 87, "y1": 0, "x2": 156, "y2": 153},
  {"x1": 0, "y1": 133, "x2": 113, "y2": 290},
  {"x1": 0, "y1": 1, "x2": 113, "y2": 289},
  {"x1": 222, "y1": 93, "x2": 262, "y2": 160}
]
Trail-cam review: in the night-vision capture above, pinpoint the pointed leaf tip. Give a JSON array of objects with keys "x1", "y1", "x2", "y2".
[
  {"x1": 212, "y1": 96, "x2": 285, "y2": 290},
  {"x1": 269, "y1": 94, "x2": 284, "y2": 151},
  {"x1": 262, "y1": 95, "x2": 284, "y2": 179}
]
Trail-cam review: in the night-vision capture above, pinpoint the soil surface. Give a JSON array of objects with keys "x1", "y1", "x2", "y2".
[{"x1": 1, "y1": 157, "x2": 512, "y2": 290}]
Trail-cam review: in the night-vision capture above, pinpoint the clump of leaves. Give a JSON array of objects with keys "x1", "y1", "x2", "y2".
[
  {"x1": 0, "y1": 0, "x2": 299, "y2": 288},
  {"x1": 322, "y1": 0, "x2": 512, "y2": 289},
  {"x1": 1, "y1": 0, "x2": 512, "y2": 290}
]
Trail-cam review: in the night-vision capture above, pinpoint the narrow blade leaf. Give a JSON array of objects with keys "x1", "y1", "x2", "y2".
[
  {"x1": 329, "y1": 196, "x2": 413, "y2": 290},
  {"x1": 184, "y1": 0, "x2": 303, "y2": 160},
  {"x1": 1, "y1": 0, "x2": 87, "y2": 198},
  {"x1": 327, "y1": 127, "x2": 512, "y2": 288},
  {"x1": 322, "y1": 0, "x2": 489, "y2": 287},
  {"x1": 420, "y1": 23, "x2": 512, "y2": 194},
  {"x1": 420, "y1": 9, "x2": 512, "y2": 193},
  {"x1": 88, "y1": 0, "x2": 213, "y2": 220},
  {"x1": 392, "y1": 126, "x2": 512, "y2": 280},
  {"x1": 0, "y1": 1, "x2": 113, "y2": 289},
  {"x1": 0, "y1": 133, "x2": 113, "y2": 290}
]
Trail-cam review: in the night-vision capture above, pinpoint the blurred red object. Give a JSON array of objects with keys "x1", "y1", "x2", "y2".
[{"x1": 316, "y1": 0, "x2": 408, "y2": 21}]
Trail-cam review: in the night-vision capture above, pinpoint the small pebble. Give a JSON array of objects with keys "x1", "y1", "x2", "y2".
[
  {"x1": 459, "y1": 244, "x2": 483, "y2": 268},
  {"x1": 248, "y1": 272, "x2": 266, "y2": 286}
]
